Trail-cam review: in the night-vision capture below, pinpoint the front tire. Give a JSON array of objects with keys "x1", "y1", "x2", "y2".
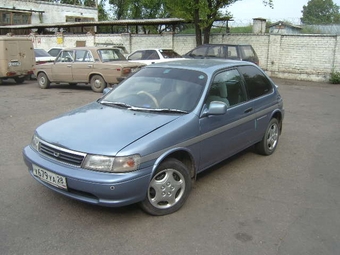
[
  {"x1": 139, "y1": 158, "x2": 192, "y2": 216},
  {"x1": 90, "y1": 75, "x2": 106, "y2": 93},
  {"x1": 37, "y1": 73, "x2": 50, "y2": 89},
  {"x1": 255, "y1": 118, "x2": 280, "y2": 155}
]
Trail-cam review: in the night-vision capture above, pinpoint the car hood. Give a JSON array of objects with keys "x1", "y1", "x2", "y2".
[{"x1": 35, "y1": 102, "x2": 180, "y2": 155}]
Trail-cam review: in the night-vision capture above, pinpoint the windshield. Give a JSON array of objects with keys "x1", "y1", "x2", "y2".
[{"x1": 100, "y1": 67, "x2": 207, "y2": 113}]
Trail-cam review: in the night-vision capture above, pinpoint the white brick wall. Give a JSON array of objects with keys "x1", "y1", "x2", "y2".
[{"x1": 22, "y1": 32, "x2": 340, "y2": 82}]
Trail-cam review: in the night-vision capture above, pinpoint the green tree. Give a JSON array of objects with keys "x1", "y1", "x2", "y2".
[
  {"x1": 108, "y1": 0, "x2": 168, "y2": 33},
  {"x1": 301, "y1": 0, "x2": 340, "y2": 24},
  {"x1": 165, "y1": 0, "x2": 273, "y2": 46}
]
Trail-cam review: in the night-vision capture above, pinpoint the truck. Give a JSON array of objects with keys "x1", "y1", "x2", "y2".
[{"x1": 0, "y1": 36, "x2": 35, "y2": 84}]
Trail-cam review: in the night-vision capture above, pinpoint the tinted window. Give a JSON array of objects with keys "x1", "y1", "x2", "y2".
[
  {"x1": 188, "y1": 47, "x2": 206, "y2": 57},
  {"x1": 48, "y1": 48, "x2": 62, "y2": 57},
  {"x1": 225, "y1": 46, "x2": 238, "y2": 59},
  {"x1": 34, "y1": 49, "x2": 51, "y2": 57},
  {"x1": 206, "y1": 69, "x2": 246, "y2": 107},
  {"x1": 206, "y1": 46, "x2": 224, "y2": 58},
  {"x1": 240, "y1": 46, "x2": 258, "y2": 63},
  {"x1": 238, "y1": 66, "x2": 273, "y2": 99},
  {"x1": 128, "y1": 51, "x2": 143, "y2": 60},
  {"x1": 160, "y1": 49, "x2": 182, "y2": 58}
]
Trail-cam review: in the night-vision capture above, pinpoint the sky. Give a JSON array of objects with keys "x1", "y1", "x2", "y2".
[{"x1": 227, "y1": 0, "x2": 340, "y2": 25}]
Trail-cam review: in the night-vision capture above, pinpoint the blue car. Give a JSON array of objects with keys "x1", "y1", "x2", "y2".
[{"x1": 23, "y1": 59, "x2": 284, "y2": 216}]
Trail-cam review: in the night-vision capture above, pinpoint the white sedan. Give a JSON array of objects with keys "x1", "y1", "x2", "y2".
[{"x1": 127, "y1": 49, "x2": 183, "y2": 65}]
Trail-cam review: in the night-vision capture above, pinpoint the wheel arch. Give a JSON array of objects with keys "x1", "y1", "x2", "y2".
[
  {"x1": 89, "y1": 73, "x2": 106, "y2": 83},
  {"x1": 153, "y1": 148, "x2": 196, "y2": 180},
  {"x1": 271, "y1": 110, "x2": 283, "y2": 134}
]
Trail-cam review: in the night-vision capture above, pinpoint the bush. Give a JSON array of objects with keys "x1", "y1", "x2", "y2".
[{"x1": 329, "y1": 71, "x2": 340, "y2": 84}]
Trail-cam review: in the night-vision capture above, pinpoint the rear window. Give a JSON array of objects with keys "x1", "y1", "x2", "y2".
[
  {"x1": 160, "y1": 50, "x2": 182, "y2": 58},
  {"x1": 238, "y1": 66, "x2": 273, "y2": 99}
]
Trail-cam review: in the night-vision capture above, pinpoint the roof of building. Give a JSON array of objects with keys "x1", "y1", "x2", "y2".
[
  {"x1": 0, "y1": 18, "x2": 186, "y2": 30},
  {"x1": 268, "y1": 21, "x2": 302, "y2": 30}
]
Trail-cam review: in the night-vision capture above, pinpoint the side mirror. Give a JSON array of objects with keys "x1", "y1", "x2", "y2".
[
  {"x1": 103, "y1": 87, "x2": 112, "y2": 95},
  {"x1": 201, "y1": 101, "x2": 227, "y2": 117}
]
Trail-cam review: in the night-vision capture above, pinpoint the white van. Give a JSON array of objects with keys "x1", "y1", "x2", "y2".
[{"x1": 0, "y1": 36, "x2": 36, "y2": 84}]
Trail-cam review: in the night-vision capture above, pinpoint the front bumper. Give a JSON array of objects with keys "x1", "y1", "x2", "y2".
[{"x1": 23, "y1": 146, "x2": 152, "y2": 207}]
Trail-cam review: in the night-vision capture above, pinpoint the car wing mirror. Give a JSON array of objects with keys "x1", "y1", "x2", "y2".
[
  {"x1": 103, "y1": 87, "x2": 112, "y2": 95},
  {"x1": 201, "y1": 101, "x2": 227, "y2": 117}
]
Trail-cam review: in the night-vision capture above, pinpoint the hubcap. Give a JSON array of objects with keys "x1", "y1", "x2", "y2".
[
  {"x1": 266, "y1": 123, "x2": 279, "y2": 151},
  {"x1": 93, "y1": 79, "x2": 102, "y2": 88},
  {"x1": 148, "y1": 169, "x2": 185, "y2": 209}
]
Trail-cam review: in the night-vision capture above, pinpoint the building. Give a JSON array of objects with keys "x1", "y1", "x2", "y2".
[
  {"x1": 268, "y1": 21, "x2": 302, "y2": 34},
  {"x1": 0, "y1": 0, "x2": 98, "y2": 35}
]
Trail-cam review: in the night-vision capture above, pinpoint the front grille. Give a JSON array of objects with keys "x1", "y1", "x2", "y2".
[{"x1": 39, "y1": 142, "x2": 85, "y2": 166}]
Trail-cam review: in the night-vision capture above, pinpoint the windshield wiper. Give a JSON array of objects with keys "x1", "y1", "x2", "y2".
[
  {"x1": 149, "y1": 108, "x2": 188, "y2": 114},
  {"x1": 100, "y1": 101, "x2": 132, "y2": 108}
]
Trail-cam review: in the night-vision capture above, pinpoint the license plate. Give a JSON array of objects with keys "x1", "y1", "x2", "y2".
[
  {"x1": 32, "y1": 165, "x2": 67, "y2": 190},
  {"x1": 9, "y1": 61, "x2": 21, "y2": 67}
]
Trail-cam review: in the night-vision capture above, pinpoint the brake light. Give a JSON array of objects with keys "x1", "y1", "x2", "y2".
[
  {"x1": 122, "y1": 68, "x2": 131, "y2": 74},
  {"x1": 6, "y1": 72, "x2": 17, "y2": 77}
]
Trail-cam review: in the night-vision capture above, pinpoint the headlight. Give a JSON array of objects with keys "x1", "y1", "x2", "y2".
[
  {"x1": 31, "y1": 134, "x2": 40, "y2": 151},
  {"x1": 83, "y1": 154, "x2": 140, "y2": 173}
]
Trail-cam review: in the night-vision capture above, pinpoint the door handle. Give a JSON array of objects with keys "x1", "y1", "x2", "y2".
[
  {"x1": 244, "y1": 107, "x2": 253, "y2": 113},
  {"x1": 88, "y1": 65, "x2": 93, "y2": 68},
  {"x1": 67, "y1": 65, "x2": 72, "y2": 68}
]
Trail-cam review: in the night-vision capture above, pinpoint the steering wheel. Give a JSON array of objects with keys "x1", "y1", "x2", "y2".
[{"x1": 137, "y1": 91, "x2": 159, "y2": 107}]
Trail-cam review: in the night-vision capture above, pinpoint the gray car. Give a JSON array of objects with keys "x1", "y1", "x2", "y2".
[{"x1": 23, "y1": 59, "x2": 284, "y2": 216}]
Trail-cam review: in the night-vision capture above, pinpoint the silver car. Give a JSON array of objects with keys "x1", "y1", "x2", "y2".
[{"x1": 23, "y1": 59, "x2": 284, "y2": 215}]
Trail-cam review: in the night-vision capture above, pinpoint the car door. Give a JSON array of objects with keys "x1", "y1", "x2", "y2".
[
  {"x1": 238, "y1": 65, "x2": 276, "y2": 142},
  {"x1": 51, "y1": 50, "x2": 74, "y2": 82},
  {"x1": 198, "y1": 69, "x2": 255, "y2": 170},
  {"x1": 72, "y1": 49, "x2": 94, "y2": 82}
]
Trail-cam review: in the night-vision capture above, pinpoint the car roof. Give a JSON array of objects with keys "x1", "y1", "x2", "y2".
[
  {"x1": 198, "y1": 44, "x2": 252, "y2": 46},
  {"x1": 145, "y1": 59, "x2": 256, "y2": 73},
  {"x1": 61, "y1": 47, "x2": 121, "y2": 51}
]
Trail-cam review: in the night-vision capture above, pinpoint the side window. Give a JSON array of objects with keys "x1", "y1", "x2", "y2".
[
  {"x1": 56, "y1": 51, "x2": 74, "y2": 62},
  {"x1": 128, "y1": 51, "x2": 143, "y2": 60},
  {"x1": 206, "y1": 69, "x2": 246, "y2": 107},
  {"x1": 238, "y1": 66, "x2": 273, "y2": 99},
  {"x1": 206, "y1": 46, "x2": 224, "y2": 58},
  {"x1": 226, "y1": 46, "x2": 238, "y2": 59},
  {"x1": 75, "y1": 50, "x2": 93, "y2": 62}
]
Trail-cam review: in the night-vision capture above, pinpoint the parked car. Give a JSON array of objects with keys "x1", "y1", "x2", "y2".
[
  {"x1": 47, "y1": 47, "x2": 63, "y2": 57},
  {"x1": 183, "y1": 44, "x2": 260, "y2": 65},
  {"x1": 33, "y1": 47, "x2": 146, "y2": 92},
  {"x1": 34, "y1": 49, "x2": 55, "y2": 64},
  {"x1": 23, "y1": 59, "x2": 284, "y2": 216},
  {"x1": 127, "y1": 49, "x2": 183, "y2": 65}
]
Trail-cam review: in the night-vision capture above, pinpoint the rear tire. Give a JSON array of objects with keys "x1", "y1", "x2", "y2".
[
  {"x1": 37, "y1": 73, "x2": 50, "y2": 89},
  {"x1": 139, "y1": 158, "x2": 192, "y2": 216},
  {"x1": 90, "y1": 75, "x2": 106, "y2": 93},
  {"x1": 255, "y1": 118, "x2": 280, "y2": 155}
]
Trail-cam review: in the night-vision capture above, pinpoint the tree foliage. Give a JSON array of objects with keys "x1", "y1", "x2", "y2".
[
  {"x1": 165, "y1": 0, "x2": 273, "y2": 45},
  {"x1": 301, "y1": 0, "x2": 340, "y2": 24}
]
